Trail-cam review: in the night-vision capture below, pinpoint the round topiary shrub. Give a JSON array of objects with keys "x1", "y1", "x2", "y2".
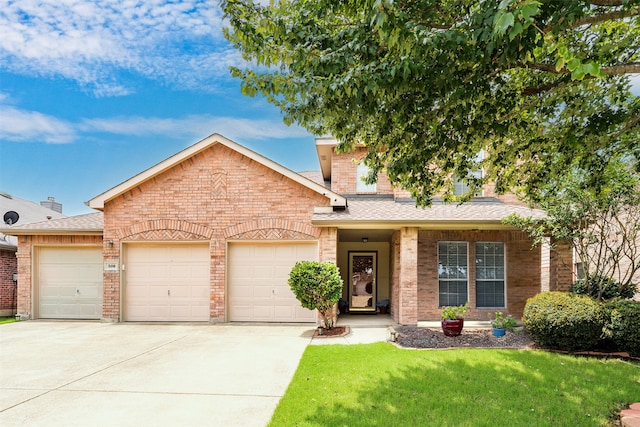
[
  {"x1": 523, "y1": 292, "x2": 606, "y2": 351},
  {"x1": 603, "y1": 299, "x2": 640, "y2": 356},
  {"x1": 288, "y1": 261, "x2": 343, "y2": 329}
]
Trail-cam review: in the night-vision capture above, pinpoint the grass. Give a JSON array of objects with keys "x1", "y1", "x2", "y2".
[
  {"x1": 269, "y1": 343, "x2": 640, "y2": 427},
  {"x1": 0, "y1": 316, "x2": 18, "y2": 325}
]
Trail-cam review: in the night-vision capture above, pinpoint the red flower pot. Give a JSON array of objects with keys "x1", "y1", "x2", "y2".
[{"x1": 441, "y1": 318, "x2": 464, "y2": 337}]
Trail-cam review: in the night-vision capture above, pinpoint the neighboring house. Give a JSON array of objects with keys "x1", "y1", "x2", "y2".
[
  {"x1": 0, "y1": 193, "x2": 66, "y2": 316},
  {"x1": 1, "y1": 134, "x2": 573, "y2": 324}
]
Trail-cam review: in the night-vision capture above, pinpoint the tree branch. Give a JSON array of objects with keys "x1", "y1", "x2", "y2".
[
  {"x1": 602, "y1": 63, "x2": 640, "y2": 74},
  {"x1": 525, "y1": 62, "x2": 640, "y2": 76},
  {"x1": 589, "y1": 0, "x2": 624, "y2": 6},
  {"x1": 544, "y1": 7, "x2": 640, "y2": 33}
]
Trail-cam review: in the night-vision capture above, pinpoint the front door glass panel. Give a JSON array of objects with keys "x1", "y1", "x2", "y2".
[{"x1": 349, "y1": 252, "x2": 377, "y2": 312}]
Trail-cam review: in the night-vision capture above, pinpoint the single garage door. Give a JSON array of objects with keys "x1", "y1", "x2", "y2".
[
  {"x1": 124, "y1": 243, "x2": 210, "y2": 321},
  {"x1": 38, "y1": 247, "x2": 103, "y2": 319},
  {"x1": 228, "y1": 242, "x2": 317, "y2": 322}
]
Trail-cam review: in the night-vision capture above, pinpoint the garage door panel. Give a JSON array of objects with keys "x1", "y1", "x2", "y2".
[
  {"x1": 274, "y1": 306, "x2": 294, "y2": 321},
  {"x1": 125, "y1": 243, "x2": 210, "y2": 322},
  {"x1": 228, "y1": 242, "x2": 317, "y2": 322},
  {"x1": 38, "y1": 247, "x2": 103, "y2": 320}
]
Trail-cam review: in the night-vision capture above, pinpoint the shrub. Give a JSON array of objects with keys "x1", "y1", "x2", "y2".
[
  {"x1": 288, "y1": 261, "x2": 343, "y2": 329},
  {"x1": 523, "y1": 292, "x2": 606, "y2": 351},
  {"x1": 570, "y1": 275, "x2": 637, "y2": 300},
  {"x1": 603, "y1": 299, "x2": 640, "y2": 356}
]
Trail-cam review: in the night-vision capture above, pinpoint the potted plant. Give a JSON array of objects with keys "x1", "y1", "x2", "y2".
[
  {"x1": 376, "y1": 299, "x2": 389, "y2": 314},
  {"x1": 489, "y1": 311, "x2": 517, "y2": 337},
  {"x1": 440, "y1": 302, "x2": 468, "y2": 336}
]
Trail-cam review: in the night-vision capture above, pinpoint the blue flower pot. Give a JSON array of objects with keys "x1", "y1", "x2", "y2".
[{"x1": 493, "y1": 328, "x2": 506, "y2": 337}]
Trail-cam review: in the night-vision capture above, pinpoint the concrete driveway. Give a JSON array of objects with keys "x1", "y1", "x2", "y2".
[{"x1": 0, "y1": 321, "x2": 314, "y2": 427}]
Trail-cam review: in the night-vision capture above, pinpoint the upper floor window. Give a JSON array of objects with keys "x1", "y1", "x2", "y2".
[
  {"x1": 357, "y1": 162, "x2": 377, "y2": 193},
  {"x1": 453, "y1": 151, "x2": 484, "y2": 197}
]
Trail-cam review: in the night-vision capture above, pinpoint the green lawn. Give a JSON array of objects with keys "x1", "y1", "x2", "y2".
[
  {"x1": 269, "y1": 343, "x2": 640, "y2": 427},
  {"x1": 0, "y1": 317, "x2": 18, "y2": 325}
]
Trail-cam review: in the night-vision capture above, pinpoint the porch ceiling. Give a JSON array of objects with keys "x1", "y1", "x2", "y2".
[{"x1": 339, "y1": 229, "x2": 394, "y2": 243}]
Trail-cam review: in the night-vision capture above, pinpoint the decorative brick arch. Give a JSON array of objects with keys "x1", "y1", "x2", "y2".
[
  {"x1": 115, "y1": 219, "x2": 214, "y2": 241},
  {"x1": 224, "y1": 218, "x2": 320, "y2": 240}
]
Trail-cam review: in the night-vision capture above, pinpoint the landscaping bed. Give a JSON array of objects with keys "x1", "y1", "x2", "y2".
[{"x1": 394, "y1": 326, "x2": 535, "y2": 349}]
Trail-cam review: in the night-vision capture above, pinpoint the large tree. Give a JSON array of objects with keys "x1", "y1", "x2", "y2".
[
  {"x1": 505, "y1": 158, "x2": 640, "y2": 300},
  {"x1": 223, "y1": 0, "x2": 639, "y2": 205}
]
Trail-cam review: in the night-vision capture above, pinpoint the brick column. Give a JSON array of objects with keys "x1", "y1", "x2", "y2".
[
  {"x1": 549, "y1": 238, "x2": 573, "y2": 291},
  {"x1": 398, "y1": 227, "x2": 418, "y2": 325},
  {"x1": 210, "y1": 238, "x2": 225, "y2": 322},
  {"x1": 318, "y1": 227, "x2": 338, "y2": 326},
  {"x1": 15, "y1": 237, "x2": 32, "y2": 319},
  {"x1": 318, "y1": 227, "x2": 337, "y2": 263}
]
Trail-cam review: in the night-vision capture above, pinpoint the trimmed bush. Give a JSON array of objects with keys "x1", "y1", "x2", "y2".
[
  {"x1": 288, "y1": 261, "x2": 343, "y2": 329},
  {"x1": 570, "y1": 275, "x2": 637, "y2": 300},
  {"x1": 603, "y1": 299, "x2": 640, "y2": 356},
  {"x1": 523, "y1": 292, "x2": 606, "y2": 351}
]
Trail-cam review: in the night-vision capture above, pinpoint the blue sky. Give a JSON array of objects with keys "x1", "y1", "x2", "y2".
[
  {"x1": 0, "y1": 0, "x2": 320, "y2": 216},
  {"x1": 2, "y1": 1, "x2": 639, "y2": 217}
]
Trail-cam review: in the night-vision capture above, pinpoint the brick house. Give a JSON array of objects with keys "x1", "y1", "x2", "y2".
[{"x1": 2, "y1": 134, "x2": 573, "y2": 324}]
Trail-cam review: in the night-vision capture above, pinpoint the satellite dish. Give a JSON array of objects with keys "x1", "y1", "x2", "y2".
[{"x1": 3, "y1": 211, "x2": 19, "y2": 225}]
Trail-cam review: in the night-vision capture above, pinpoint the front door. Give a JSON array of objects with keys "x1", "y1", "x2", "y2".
[{"x1": 349, "y1": 252, "x2": 377, "y2": 312}]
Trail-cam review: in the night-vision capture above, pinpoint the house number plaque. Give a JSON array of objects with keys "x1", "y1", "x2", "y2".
[{"x1": 104, "y1": 260, "x2": 119, "y2": 272}]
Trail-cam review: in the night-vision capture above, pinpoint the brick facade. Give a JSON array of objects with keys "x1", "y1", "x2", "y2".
[
  {"x1": 417, "y1": 230, "x2": 542, "y2": 320},
  {"x1": 7, "y1": 136, "x2": 579, "y2": 324},
  {"x1": 397, "y1": 227, "x2": 418, "y2": 324},
  {"x1": 0, "y1": 247, "x2": 17, "y2": 316},
  {"x1": 101, "y1": 143, "x2": 331, "y2": 321},
  {"x1": 329, "y1": 147, "x2": 394, "y2": 195}
]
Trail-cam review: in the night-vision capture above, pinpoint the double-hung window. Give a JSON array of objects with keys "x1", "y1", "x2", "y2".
[
  {"x1": 438, "y1": 242, "x2": 468, "y2": 307},
  {"x1": 475, "y1": 242, "x2": 505, "y2": 308},
  {"x1": 356, "y1": 162, "x2": 376, "y2": 193}
]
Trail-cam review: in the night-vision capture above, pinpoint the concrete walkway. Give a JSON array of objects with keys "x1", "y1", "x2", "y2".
[
  {"x1": 0, "y1": 321, "x2": 315, "y2": 427},
  {"x1": 309, "y1": 314, "x2": 394, "y2": 345}
]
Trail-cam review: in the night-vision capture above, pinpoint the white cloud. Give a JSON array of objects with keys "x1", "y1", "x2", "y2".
[
  {"x1": 0, "y1": 105, "x2": 76, "y2": 143},
  {"x1": 79, "y1": 114, "x2": 311, "y2": 140},
  {"x1": 0, "y1": 103, "x2": 309, "y2": 144},
  {"x1": 0, "y1": 0, "x2": 240, "y2": 96}
]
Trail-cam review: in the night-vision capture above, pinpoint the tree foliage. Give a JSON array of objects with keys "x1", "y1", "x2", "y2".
[
  {"x1": 505, "y1": 158, "x2": 640, "y2": 299},
  {"x1": 288, "y1": 261, "x2": 343, "y2": 329},
  {"x1": 223, "y1": 0, "x2": 639, "y2": 204}
]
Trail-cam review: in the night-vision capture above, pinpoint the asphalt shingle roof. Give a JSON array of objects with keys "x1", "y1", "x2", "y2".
[
  {"x1": 0, "y1": 212, "x2": 103, "y2": 235},
  {"x1": 312, "y1": 197, "x2": 545, "y2": 224}
]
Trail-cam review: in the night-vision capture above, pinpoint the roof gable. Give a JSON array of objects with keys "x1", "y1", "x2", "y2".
[{"x1": 88, "y1": 133, "x2": 346, "y2": 210}]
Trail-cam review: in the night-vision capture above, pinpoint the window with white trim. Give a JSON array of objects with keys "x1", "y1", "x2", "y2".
[
  {"x1": 475, "y1": 242, "x2": 505, "y2": 308},
  {"x1": 438, "y1": 242, "x2": 468, "y2": 307},
  {"x1": 356, "y1": 162, "x2": 376, "y2": 193}
]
